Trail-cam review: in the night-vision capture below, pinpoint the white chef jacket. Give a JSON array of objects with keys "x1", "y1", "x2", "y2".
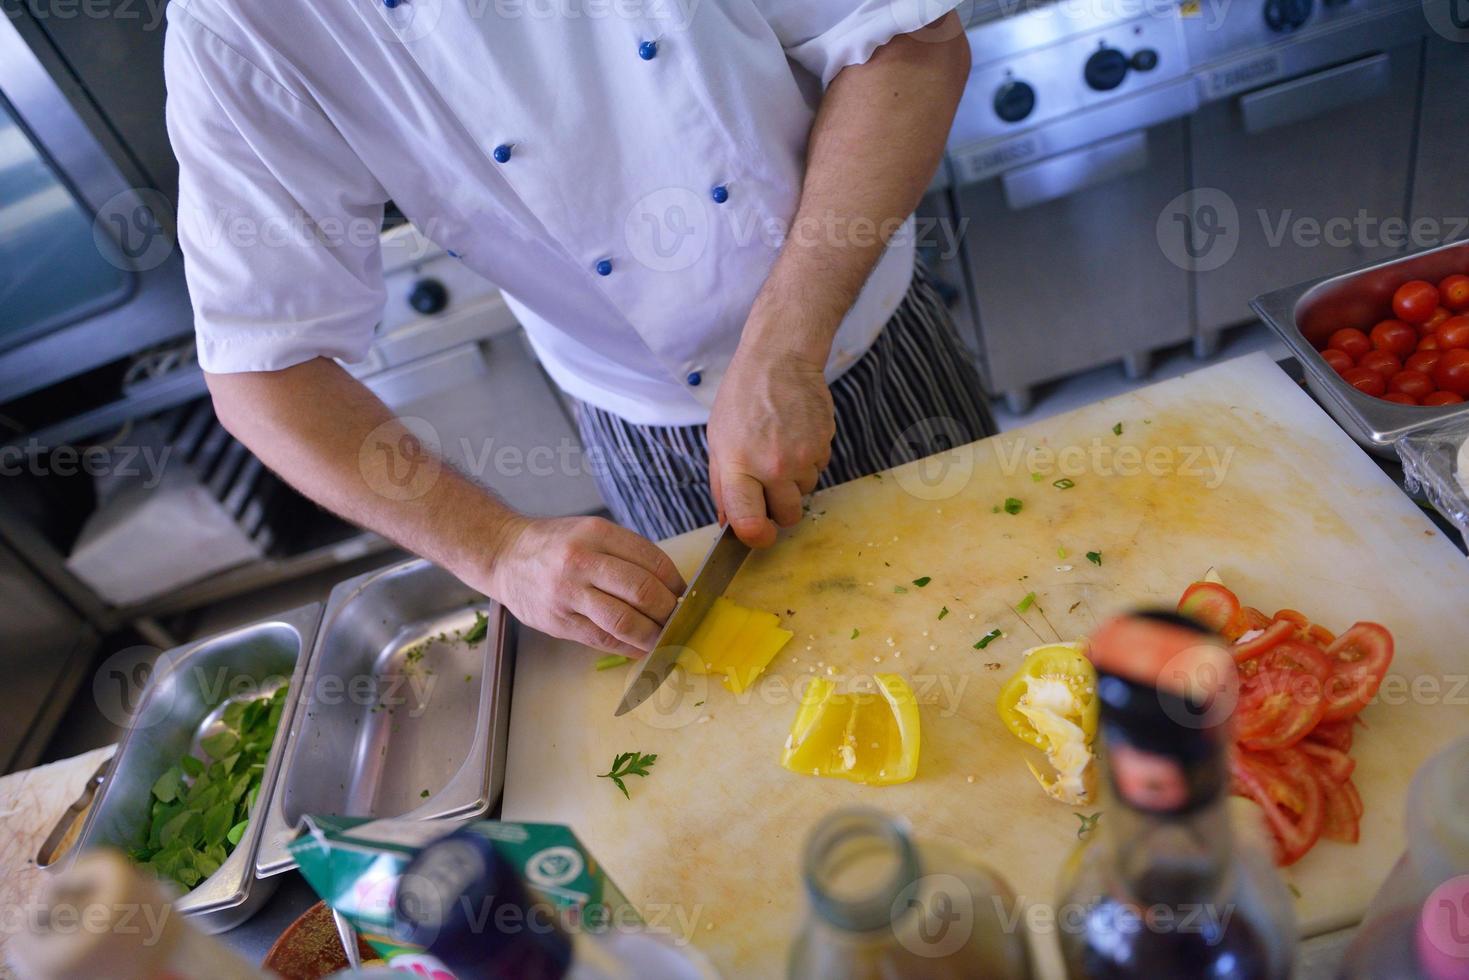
[{"x1": 164, "y1": 0, "x2": 956, "y2": 425}]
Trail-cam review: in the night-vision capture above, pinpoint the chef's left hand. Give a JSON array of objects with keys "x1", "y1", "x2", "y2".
[{"x1": 707, "y1": 342, "x2": 835, "y2": 548}]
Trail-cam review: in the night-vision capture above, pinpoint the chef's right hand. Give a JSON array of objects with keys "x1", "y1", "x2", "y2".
[{"x1": 482, "y1": 516, "x2": 686, "y2": 656}]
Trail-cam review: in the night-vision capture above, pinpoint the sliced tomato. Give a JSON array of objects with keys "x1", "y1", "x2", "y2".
[
  {"x1": 1273, "y1": 609, "x2": 1310, "y2": 628},
  {"x1": 1306, "y1": 719, "x2": 1355, "y2": 752},
  {"x1": 1240, "y1": 606, "x2": 1274, "y2": 631},
  {"x1": 1178, "y1": 582, "x2": 1242, "y2": 634},
  {"x1": 1232, "y1": 619, "x2": 1296, "y2": 663},
  {"x1": 1321, "y1": 623, "x2": 1394, "y2": 722},
  {"x1": 1236, "y1": 667, "x2": 1327, "y2": 751},
  {"x1": 1306, "y1": 624, "x2": 1336, "y2": 648},
  {"x1": 1298, "y1": 740, "x2": 1355, "y2": 782},
  {"x1": 1342, "y1": 777, "x2": 1364, "y2": 819},
  {"x1": 1232, "y1": 749, "x2": 1325, "y2": 866},
  {"x1": 1257, "y1": 640, "x2": 1331, "y2": 680},
  {"x1": 1315, "y1": 765, "x2": 1361, "y2": 844}
]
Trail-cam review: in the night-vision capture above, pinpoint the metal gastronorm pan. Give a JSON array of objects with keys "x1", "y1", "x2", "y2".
[
  {"x1": 1252, "y1": 238, "x2": 1469, "y2": 457},
  {"x1": 256, "y1": 558, "x2": 511, "y2": 876}
]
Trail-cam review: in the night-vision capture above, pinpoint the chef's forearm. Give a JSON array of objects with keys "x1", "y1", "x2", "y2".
[
  {"x1": 205, "y1": 358, "x2": 520, "y2": 581},
  {"x1": 742, "y1": 12, "x2": 970, "y2": 365}
]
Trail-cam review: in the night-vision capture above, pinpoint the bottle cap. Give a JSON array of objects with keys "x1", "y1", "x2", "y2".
[
  {"x1": 394, "y1": 829, "x2": 571, "y2": 978},
  {"x1": 1089, "y1": 611, "x2": 1237, "y2": 816}
]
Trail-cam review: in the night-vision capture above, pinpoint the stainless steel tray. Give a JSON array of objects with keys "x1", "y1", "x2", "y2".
[
  {"x1": 256, "y1": 559, "x2": 511, "y2": 876},
  {"x1": 1252, "y1": 239, "x2": 1469, "y2": 457},
  {"x1": 69, "y1": 603, "x2": 322, "y2": 934}
]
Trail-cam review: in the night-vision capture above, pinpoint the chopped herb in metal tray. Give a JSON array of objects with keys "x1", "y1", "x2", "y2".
[
  {"x1": 132, "y1": 685, "x2": 289, "y2": 891},
  {"x1": 463, "y1": 610, "x2": 489, "y2": 644}
]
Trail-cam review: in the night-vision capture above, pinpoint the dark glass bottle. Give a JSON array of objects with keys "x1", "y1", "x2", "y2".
[{"x1": 1056, "y1": 612, "x2": 1296, "y2": 980}]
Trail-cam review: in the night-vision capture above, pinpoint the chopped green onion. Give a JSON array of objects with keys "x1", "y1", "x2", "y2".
[
  {"x1": 893, "y1": 585, "x2": 908, "y2": 594},
  {"x1": 851, "y1": 628, "x2": 860, "y2": 639},
  {"x1": 1057, "y1": 546, "x2": 1068, "y2": 559},
  {"x1": 1016, "y1": 591, "x2": 1037, "y2": 613},
  {"x1": 1003, "y1": 498, "x2": 1023, "y2": 515},
  {"x1": 938, "y1": 606, "x2": 950, "y2": 620},
  {"x1": 1053, "y1": 478, "x2": 1075, "y2": 490},
  {"x1": 594, "y1": 655, "x2": 632, "y2": 671},
  {"x1": 1031, "y1": 472, "x2": 1043, "y2": 482},
  {"x1": 1086, "y1": 551, "x2": 1103, "y2": 566},
  {"x1": 1112, "y1": 422, "x2": 1123, "y2": 436},
  {"x1": 912, "y1": 576, "x2": 932, "y2": 588},
  {"x1": 974, "y1": 629, "x2": 1002, "y2": 649}
]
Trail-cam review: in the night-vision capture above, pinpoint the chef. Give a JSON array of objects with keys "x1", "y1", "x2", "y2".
[{"x1": 165, "y1": 0, "x2": 991, "y2": 656}]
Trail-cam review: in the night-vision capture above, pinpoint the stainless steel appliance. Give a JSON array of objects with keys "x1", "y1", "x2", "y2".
[
  {"x1": 0, "y1": 9, "x2": 192, "y2": 401},
  {"x1": 946, "y1": 0, "x2": 1200, "y2": 412},
  {"x1": 1181, "y1": 0, "x2": 1436, "y2": 355}
]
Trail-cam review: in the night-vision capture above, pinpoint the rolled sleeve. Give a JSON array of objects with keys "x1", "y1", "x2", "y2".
[
  {"x1": 757, "y1": 0, "x2": 966, "y2": 86},
  {"x1": 164, "y1": 6, "x2": 387, "y2": 374}
]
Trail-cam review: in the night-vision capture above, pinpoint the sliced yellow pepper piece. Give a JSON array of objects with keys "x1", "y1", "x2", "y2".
[
  {"x1": 780, "y1": 674, "x2": 920, "y2": 785},
  {"x1": 677, "y1": 596, "x2": 791, "y2": 692},
  {"x1": 996, "y1": 641, "x2": 1098, "y2": 805}
]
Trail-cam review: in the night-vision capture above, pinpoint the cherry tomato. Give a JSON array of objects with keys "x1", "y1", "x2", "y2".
[
  {"x1": 1405, "y1": 350, "x2": 1442, "y2": 375},
  {"x1": 1440, "y1": 274, "x2": 1469, "y2": 312},
  {"x1": 1327, "y1": 328, "x2": 1372, "y2": 360},
  {"x1": 1388, "y1": 369, "x2": 1434, "y2": 399},
  {"x1": 1382, "y1": 392, "x2": 1419, "y2": 405},
  {"x1": 1433, "y1": 348, "x2": 1469, "y2": 397},
  {"x1": 1341, "y1": 366, "x2": 1387, "y2": 397},
  {"x1": 1419, "y1": 334, "x2": 1442, "y2": 352},
  {"x1": 1434, "y1": 314, "x2": 1469, "y2": 350},
  {"x1": 1358, "y1": 350, "x2": 1401, "y2": 376},
  {"x1": 1177, "y1": 582, "x2": 1241, "y2": 635},
  {"x1": 1320, "y1": 348, "x2": 1353, "y2": 373},
  {"x1": 1423, "y1": 390, "x2": 1466, "y2": 406},
  {"x1": 1370, "y1": 319, "x2": 1418, "y2": 357},
  {"x1": 1424, "y1": 307, "x2": 1453, "y2": 333},
  {"x1": 1393, "y1": 280, "x2": 1441, "y2": 324},
  {"x1": 1320, "y1": 623, "x2": 1394, "y2": 722}
]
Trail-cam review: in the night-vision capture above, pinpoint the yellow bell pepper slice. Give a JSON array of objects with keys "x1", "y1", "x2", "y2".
[
  {"x1": 996, "y1": 641, "x2": 1098, "y2": 804},
  {"x1": 677, "y1": 596, "x2": 791, "y2": 692},
  {"x1": 780, "y1": 674, "x2": 920, "y2": 785}
]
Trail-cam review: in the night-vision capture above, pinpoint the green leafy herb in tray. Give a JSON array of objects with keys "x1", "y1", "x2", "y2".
[
  {"x1": 131, "y1": 685, "x2": 289, "y2": 891},
  {"x1": 463, "y1": 610, "x2": 489, "y2": 644}
]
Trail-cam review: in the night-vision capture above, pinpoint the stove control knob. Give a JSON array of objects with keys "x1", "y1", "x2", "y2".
[
  {"x1": 1264, "y1": 0, "x2": 1312, "y2": 32},
  {"x1": 1084, "y1": 46, "x2": 1130, "y2": 91},
  {"x1": 1131, "y1": 48, "x2": 1159, "y2": 72},
  {"x1": 408, "y1": 278, "x2": 449, "y2": 315},
  {"x1": 993, "y1": 79, "x2": 1036, "y2": 123}
]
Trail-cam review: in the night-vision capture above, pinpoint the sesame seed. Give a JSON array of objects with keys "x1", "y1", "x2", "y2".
[
  {"x1": 966, "y1": 775, "x2": 976, "y2": 784},
  {"x1": 928, "y1": 644, "x2": 937, "y2": 651}
]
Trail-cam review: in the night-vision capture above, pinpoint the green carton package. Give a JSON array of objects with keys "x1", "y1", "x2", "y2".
[{"x1": 289, "y1": 814, "x2": 640, "y2": 963}]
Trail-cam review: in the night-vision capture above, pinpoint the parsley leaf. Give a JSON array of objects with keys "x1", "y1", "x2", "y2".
[
  {"x1": 1074, "y1": 811, "x2": 1103, "y2": 840},
  {"x1": 1003, "y1": 497, "x2": 1023, "y2": 515},
  {"x1": 598, "y1": 751, "x2": 659, "y2": 800},
  {"x1": 463, "y1": 610, "x2": 489, "y2": 644}
]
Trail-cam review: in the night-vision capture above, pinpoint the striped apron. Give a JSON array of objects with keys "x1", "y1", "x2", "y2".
[{"x1": 572, "y1": 264, "x2": 996, "y2": 540}]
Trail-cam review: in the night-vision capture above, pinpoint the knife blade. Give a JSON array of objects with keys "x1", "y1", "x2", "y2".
[{"x1": 614, "y1": 524, "x2": 751, "y2": 716}]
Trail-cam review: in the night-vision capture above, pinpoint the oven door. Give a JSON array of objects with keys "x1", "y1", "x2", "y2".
[{"x1": 1187, "y1": 41, "x2": 1423, "y2": 341}]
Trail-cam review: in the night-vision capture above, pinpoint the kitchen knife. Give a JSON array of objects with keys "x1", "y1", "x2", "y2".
[{"x1": 614, "y1": 524, "x2": 750, "y2": 717}]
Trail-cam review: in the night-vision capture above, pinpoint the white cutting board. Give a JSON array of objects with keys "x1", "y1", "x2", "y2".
[{"x1": 502, "y1": 353, "x2": 1469, "y2": 977}]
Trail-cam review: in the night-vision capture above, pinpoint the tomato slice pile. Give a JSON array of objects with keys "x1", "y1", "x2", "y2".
[{"x1": 1175, "y1": 582, "x2": 1394, "y2": 865}]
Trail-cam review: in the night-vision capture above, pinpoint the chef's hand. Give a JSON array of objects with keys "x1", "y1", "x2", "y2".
[
  {"x1": 483, "y1": 516, "x2": 685, "y2": 656},
  {"x1": 707, "y1": 344, "x2": 835, "y2": 548}
]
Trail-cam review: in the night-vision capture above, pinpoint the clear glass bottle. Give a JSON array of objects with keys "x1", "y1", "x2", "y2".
[
  {"x1": 1338, "y1": 735, "x2": 1469, "y2": 980},
  {"x1": 788, "y1": 806, "x2": 1034, "y2": 979},
  {"x1": 1056, "y1": 612, "x2": 1297, "y2": 980}
]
